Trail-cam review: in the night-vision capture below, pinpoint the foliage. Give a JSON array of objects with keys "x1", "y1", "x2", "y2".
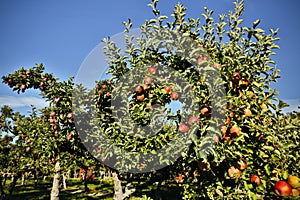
[{"x1": 1, "y1": 0, "x2": 299, "y2": 199}]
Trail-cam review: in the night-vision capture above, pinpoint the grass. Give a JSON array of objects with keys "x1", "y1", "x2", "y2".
[{"x1": 5, "y1": 177, "x2": 182, "y2": 199}]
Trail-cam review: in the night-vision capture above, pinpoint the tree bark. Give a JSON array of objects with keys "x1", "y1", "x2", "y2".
[
  {"x1": 21, "y1": 173, "x2": 25, "y2": 186},
  {"x1": 62, "y1": 174, "x2": 67, "y2": 190},
  {"x1": 50, "y1": 160, "x2": 60, "y2": 200},
  {"x1": 33, "y1": 170, "x2": 38, "y2": 189},
  {"x1": 82, "y1": 173, "x2": 89, "y2": 193},
  {"x1": 73, "y1": 169, "x2": 78, "y2": 179},
  {"x1": 112, "y1": 172, "x2": 135, "y2": 200},
  {"x1": 7, "y1": 173, "x2": 19, "y2": 199}
]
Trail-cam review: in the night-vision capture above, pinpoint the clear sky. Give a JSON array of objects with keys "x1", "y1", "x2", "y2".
[{"x1": 0, "y1": 0, "x2": 299, "y2": 114}]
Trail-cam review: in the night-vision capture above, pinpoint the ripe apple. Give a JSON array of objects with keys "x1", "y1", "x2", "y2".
[
  {"x1": 143, "y1": 84, "x2": 149, "y2": 90},
  {"x1": 229, "y1": 111, "x2": 234, "y2": 118},
  {"x1": 226, "y1": 117, "x2": 231, "y2": 125},
  {"x1": 21, "y1": 84, "x2": 26, "y2": 90},
  {"x1": 221, "y1": 126, "x2": 227, "y2": 135},
  {"x1": 148, "y1": 66, "x2": 157, "y2": 74},
  {"x1": 164, "y1": 85, "x2": 171, "y2": 93},
  {"x1": 136, "y1": 94, "x2": 145, "y2": 101},
  {"x1": 170, "y1": 92, "x2": 179, "y2": 100},
  {"x1": 231, "y1": 72, "x2": 242, "y2": 82},
  {"x1": 230, "y1": 126, "x2": 241, "y2": 136},
  {"x1": 135, "y1": 86, "x2": 143, "y2": 93},
  {"x1": 212, "y1": 63, "x2": 222, "y2": 70},
  {"x1": 274, "y1": 181, "x2": 292, "y2": 196},
  {"x1": 50, "y1": 111, "x2": 56, "y2": 117},
  {"x1": 251, "y1": 175, "x2": 261, "y2": 185},
  {"x1": 261, "y1": 103, "x2": 267, "y2": 110},
  {"x1": 146, "y1": 103, "x2": 153, "y2": 110},
  {"x1": 8, "y1": 78, "x2": 13, "y2": 84},
  {"x1": 196, "y1": 56, "x2": 208, "y2": 65},
  {"x1": 292, "y1": 189, "x2": 300, "y2": 197},
  {"x1": 67, "y1": 112, "x2": 73, "y2": 119},
  {"x1": 228, "y1": 166, "x2": 241, "y2": 179},
  {"x1": 106, "y1": 92, "x2": 111, "y2": 97},
  {"x1": 26, "y1": 146, "x2": 31, "y2": 152},
  {"x1": 102, "y1": 84, "x2": 107, "y2": 89},
  {"x1": 288, "y1": 175, "x2": 300, "y2": 189},
  {"x1": 52, "y1": 125, "x2": 58, "y2": 132},
  {"x1": 188, "y1": 116, "x2": 200, "y2": 125},
  {"x1": 178, "y1": 123, "x2": 189, "y2": 133},
  {"x1": 67, "y1": 134, "x2": 72, "y2": 140},
  {"x1": 175, "y1": 174, "x2": 184, "y2": 184},
  {"x1": 144, "y1": 76, "x2": 153, "y2": 84},
  {"x1": 239, "y1": 79, "x2": 250, "y2": 86},
  {"x1": 244, "y1": 108, "x2": 252, "y2": 117},
  {"x1": 200, "y1": 106, "x2": 210, "y2": 116},
  {"x1": 247, "y1": 90, "x2": 255, "y2": 98}
]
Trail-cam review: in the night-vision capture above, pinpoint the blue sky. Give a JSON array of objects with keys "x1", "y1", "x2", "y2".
[{"x1": 0, "y1": 0, "x2": 299, "y2": 114}]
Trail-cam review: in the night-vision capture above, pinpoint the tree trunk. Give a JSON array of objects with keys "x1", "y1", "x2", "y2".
[
  {"x1": 112, "y1": 172, "x2": 135, "y2": 200},
  {"x1": 2, "y1": 174, "x2": 7, "y2": 188},
  {"x1": 21, "y1": 173, "x2": 25, "y2": 186},
  {"x1": 7, "y1": 173, "x2": 20, "y2": 200},
  {"x1": 82, "y1": 173, "x2": 89, "y2": 193},
  {"x1": 66, "y1": 169, "x2": 71, "y2": 179},
  {"x1": 73, "y1": 169, "x2": 78, "y2": 179},
  {"x1": 33, "y1": 170, "x2": 38, "y2": 189},
  {"x1": 50, "y1": 160, "x2": 60, "y2": 200},
  {"x1": 62, "y1": 174, "x2": 67, "y2": 190},
  {"x1": 0, "y1": 175, "x2": 5, "y2": 200}
]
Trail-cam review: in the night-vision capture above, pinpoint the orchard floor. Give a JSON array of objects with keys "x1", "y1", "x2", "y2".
[{"x1": 8, "y1": 178, "x2": 182, "y2": 200}]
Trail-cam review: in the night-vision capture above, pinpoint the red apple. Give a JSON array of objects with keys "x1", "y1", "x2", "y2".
[
  {"x1": 228, "y1": 166, "x2": 241, "y2": 179},
  {"x1": 292, "y1": 189, "x2": 300, "y2": 197},
  {"x1": 21, "y1": 84, "x2": 26, "y2": 90},
  {"x1": 239, "y1": 79, "x2": 250, "y2": 86},
  {"x1": 251, "y1": 175, "x2": 261, "y2": 185},
  {"x1": 274, "y1": 181, "x2": 292, "y2": 196},
  {"x1": 164, "y1": 85, "x2": 171, "y2": 93},
  {"x1": 244, "y1": 108, "x2": 252, "y2": 117},
  {"x1": 50, "y1": 111, "x2": 56, "y2": 117},
  {"x1": 8, "y1": 78, "x2": 13, "y2": 84},
  {"x1": 231, "y1": 72, "x2": 242, "y2": 82},
  {"x1": 67, "y1": 134, "x2": 72, "y2": 140},
  {"x1": 136, "y1": 94, "x2": 145, "y2": 101},
  {"x1": 106, "y1": 92, "x2": 111, "y2": 97},
  {"x1": 52, "y1": 125, "x2": 58, "y2": 132},
  {"x1": 148, "y1": 66, "x2": 157, "y2": 74},
  {"x1": 212, "y1": 63, "x2": 222, "y2": 70},
  {"x1": 143, "y1": 84, "x2": 149, "y2": 90},
  {"x1": 102, "y1": 84, "x2": 107, "y2": 89},
  {"x1": 97, "y1": 90, "x2": 103, "y2": 95},
  {"x1": 146, "y1": 103, "x2": 153, "y2": 109},
  {"x1": 170, "y1": 92, "x2": 179, "y2": 100},
  {"x1": 221, "y1": 126, "x2": 227, "y2": 135},
  {"x1": 196, "y1": 56, "x2": 208, "y2": 65},
  {"x1": 144, "y1": 77, "x2": 153, "y2": 84},
  {"x1": 67, "y1": 112, "x2": 73, "y2": 119},
  {"x1": 25, "y1": 146, "x2": 31, "y2": 152},
  {"x1": 188, "y1": 116, "x2": 200, "y2": 125},
  {"x1": 178, "y1": 123, "x2": 189, "y2": 133},
  {"x1": 230, "y1": 126, "x2": 241, "y2": 136},
  {"x1": 135, "y1": 86, "x2": 143, "y2": 93},
  {"x1": 200, "y1": 106, "x2": 210, "y2": 116}
]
